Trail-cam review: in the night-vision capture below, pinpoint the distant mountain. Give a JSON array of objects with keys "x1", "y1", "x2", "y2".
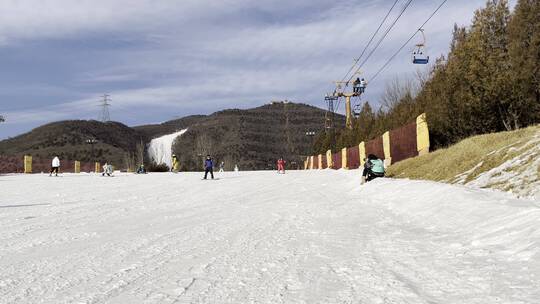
[
  {"x1": 0, "y1": 120, "x2": 142, "y2": 165},
  {"x1": 171, "y1": 102, "x2": 344, "y2": 171},
  {"x1": 0, "y1": 102, "x2": 343, "y2": 170},
  {"x1": 134, "y1": 115, "x2": 206, "y2": 141}
]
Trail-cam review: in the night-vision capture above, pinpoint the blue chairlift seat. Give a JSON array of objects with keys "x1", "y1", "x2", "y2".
[{"x1": 412, "y1": 48, "x2": 429, "y2": 64}]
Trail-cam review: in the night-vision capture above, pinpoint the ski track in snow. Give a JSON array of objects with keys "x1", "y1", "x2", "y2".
[
  {"x1": 147, "y1": 129, "x2": 188, "y2": 168},
  {"x1": 0, "y1": 171, "x2": 539, "y2": 303}
]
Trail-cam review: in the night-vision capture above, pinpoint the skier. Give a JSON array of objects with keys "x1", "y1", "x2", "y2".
[
  {"x1": 171, "y1": 154, "x2": 180, "y2": 173},
  {"x1": 203, "y1": 155, "x2": 214, "y2": 180},
  {"x1": 361, "y1": 154, "x2": 385, "y2": 184},
  {"x1": 359, "y1": 78, "x2": 367, "y2": 93},
  {"x1": 353, "y1": 77, "x2": 361, "y2": 93},
  {"x1": 136, "y1": 164, "x2": 147, "y2": 174},
  {"x1": 49, "y1": 156, "x2": 60, "y2": 176},
  {"x1": 277, "y1": 157, "x2": 286, "y2": 174},
  {"x1": 102, "y1": 162, "x2": 113, "y2": 177},
  {"x1": 219, "y1": 161, "x2": 225, "y2": 172}
]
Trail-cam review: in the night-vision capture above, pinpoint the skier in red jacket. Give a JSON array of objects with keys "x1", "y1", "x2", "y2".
[{"x1": 277, "y1": 157, "x2": 286, "y2": 174}]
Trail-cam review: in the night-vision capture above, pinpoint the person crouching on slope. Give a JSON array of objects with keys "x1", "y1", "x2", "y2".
[
  {"x1": 204, "y1": 155, "x2": 214, "y2": 180},
  {"x1": 361, "y1": 154, "x2": 385, "y2": 184},
  {"x1": 277, "y1": 157, "x2": 286, "y2": 174},
  {"x1": 49, "y1": 156, "x2": 60, "y2": 176}
]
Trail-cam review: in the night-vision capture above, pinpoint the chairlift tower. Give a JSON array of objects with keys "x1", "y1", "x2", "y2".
[
  {"x1": 332, "y1": 80, "x2": 363, "y2": 130},
  {"x1": 98, "y1": 94, "x2": 112, "y2": 122}
]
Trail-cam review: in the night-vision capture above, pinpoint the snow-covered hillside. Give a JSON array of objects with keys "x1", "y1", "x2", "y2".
[
  {"x1": 458, "y1": 131, "x2": 540, "y2": 199},
  {"x1": 1, "y1": 171, "x2": 538, "y2": 303},
  {"x1": 147, "y1": 129, "x2": 187, "y2": 168}
]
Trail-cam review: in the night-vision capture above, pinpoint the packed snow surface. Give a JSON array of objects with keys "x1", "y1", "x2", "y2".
[
  {"x1": 465, "y1": 132, "x2": 540, "y2": 200},
  {"x1": 1, "y1": 171, "x2": 539, "y2": 303},
  {"x1": 147, "y1": 129, "x2": 187, "y2": 168}
]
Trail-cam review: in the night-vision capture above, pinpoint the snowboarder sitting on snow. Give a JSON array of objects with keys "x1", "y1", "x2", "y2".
[
  {"x1": 49, "y1": 156, "x2": 60, "y2": 176},
  {"x1": 361, "y1": 154, "x2": 385, "y2": 184},
  {"x1": 204, "y1": 155, "x2": 214, "y2": 180},
  {"x1": 277, "y1": 157, "x2": 286, "y2": 174},
  {"x1": 171, "y1": 154, "x2": 180, "y2": 173},
  {"x1": 102, "y1": 162, "x2": 113, "y2": 177},
  {"x1": 136, "y1": 164, "x2": 147, "y2": 174}
]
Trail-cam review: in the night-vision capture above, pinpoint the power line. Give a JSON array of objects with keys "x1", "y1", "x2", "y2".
[
  {"x1": 370, "y1": 0, "x2": 449, "y2": 83},
  {"x1": 339, "y1": 0, "x2": 401, "y2": 85}
]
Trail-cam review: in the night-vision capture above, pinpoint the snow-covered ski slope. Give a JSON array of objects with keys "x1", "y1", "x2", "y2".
[
  {"x1": 147, "y1": 129, "x2": 188, "y2": 168},
  {"x1": 1, "y1": 170, "x2": 538, "y2": 303}
]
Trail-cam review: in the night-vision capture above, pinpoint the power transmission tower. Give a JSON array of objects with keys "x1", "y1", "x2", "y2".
[{"x1": 98, "y1": 94, "x2": 112, "y2": 122}]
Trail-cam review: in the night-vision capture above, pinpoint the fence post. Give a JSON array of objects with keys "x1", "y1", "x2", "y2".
[
  {"x1": 326, "y1": 150, "x2": 333, "y2": 169},
  {"x1": 318, "y1": 154, "x2": 323, "y2": 169},
  {"x1": 383, "y1": 131, "x2": 392, "y2": 166},
  {"x1": 309, "y1": 156, "x2": 314, "y2": 170},
  {"x1": 304, "y1": 158, "x2": 308, "y2": 170},
  {"x1": 416, "y1": 113, "x2": 430, "y2": 156},
  {"x1": 95, "y1": 162, "x2": 101, "y2": 173},
  {"x1": 24, "y1": 155, "x2": 32, "y2": 174},
  {"x1": 341, "y1": 148, "x2": 348, "y2": 169},
  {"x1": 74, "y1": 161, "x2": 80, "y2": 173},
  {"x1": 359, "y1": 142, "x2": 366, "y2": 167}
]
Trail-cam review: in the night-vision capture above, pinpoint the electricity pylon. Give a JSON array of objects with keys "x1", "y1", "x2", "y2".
[{"x1": 98, "y1": 94, "x2": 111, "y2": 122}]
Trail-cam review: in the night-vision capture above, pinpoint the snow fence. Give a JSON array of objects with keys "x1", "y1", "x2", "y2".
[
  {"x1": 0, "y1": 155, "x2": 99, "y2": 174},
  {"x1": 305, "y1": 113, "x2": 430, "y2": 170}
]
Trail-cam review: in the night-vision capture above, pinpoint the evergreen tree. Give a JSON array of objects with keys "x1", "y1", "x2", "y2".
[
  {"x1": 466, "y1": 0, "x2": 511, "y2": 131},
  {"x1": 508, "y1": 0, "x2": 540, "y2": 126}
]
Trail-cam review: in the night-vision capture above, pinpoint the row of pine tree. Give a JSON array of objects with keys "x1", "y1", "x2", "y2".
[{"x1": 313, "y1": 0, "x2": 540, "y2": 154}]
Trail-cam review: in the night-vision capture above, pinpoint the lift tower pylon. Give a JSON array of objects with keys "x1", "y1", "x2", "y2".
[{"x1": 332, "y1": 81, "x2": 363, "y2": 129}]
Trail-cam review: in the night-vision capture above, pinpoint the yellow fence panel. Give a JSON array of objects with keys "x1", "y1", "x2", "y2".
[
  {"x1": 416, "y1": 113, "x2": 430, "y2": 156},
  {"x1": 24, "y1": 155, "x2": 32, "y2": 174}
]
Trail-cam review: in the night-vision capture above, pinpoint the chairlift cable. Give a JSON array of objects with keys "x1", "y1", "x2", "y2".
[
  {"x1": 339, "y1": 0, "x2": 401, "y2": 85},
  {"x1": 369, "y1": 0, "x2": 449, "y2": 83},
  {"x1": 348, "y1": 0, "x2": 415, "y2": 84}
]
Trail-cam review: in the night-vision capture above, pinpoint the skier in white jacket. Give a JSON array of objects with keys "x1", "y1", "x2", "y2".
[
  {"x1": 49, "y1": 156, "x2": 60, "y2": 176},
  {"x1": 102, "y1": 162, "x2": 113, "y2": 177}
]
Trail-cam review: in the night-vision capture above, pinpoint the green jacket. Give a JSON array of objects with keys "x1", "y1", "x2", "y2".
[{"x1": 370, "y1": 159, "x2": 385, "y2": 174}]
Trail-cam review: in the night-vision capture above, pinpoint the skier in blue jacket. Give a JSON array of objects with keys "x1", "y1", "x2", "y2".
[
  {"x1": 361, "y1": 154, "x2": 385, "y2": 184},
  {"x1": 204, "y1": 155, "x2": 214, "y2": 180}
]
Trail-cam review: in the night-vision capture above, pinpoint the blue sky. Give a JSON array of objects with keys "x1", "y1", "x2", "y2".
[{"x1": 0, "y1": 0, "x2": 517, "y2": 139}]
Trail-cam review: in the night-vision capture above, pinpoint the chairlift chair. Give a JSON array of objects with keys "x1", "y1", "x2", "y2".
[
  {"x1": 353, "y1": 102, "x2": 362, "y2": 118},
  {"x1": 412, "y1": 29, "x2": 429, "y2": 65}
]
